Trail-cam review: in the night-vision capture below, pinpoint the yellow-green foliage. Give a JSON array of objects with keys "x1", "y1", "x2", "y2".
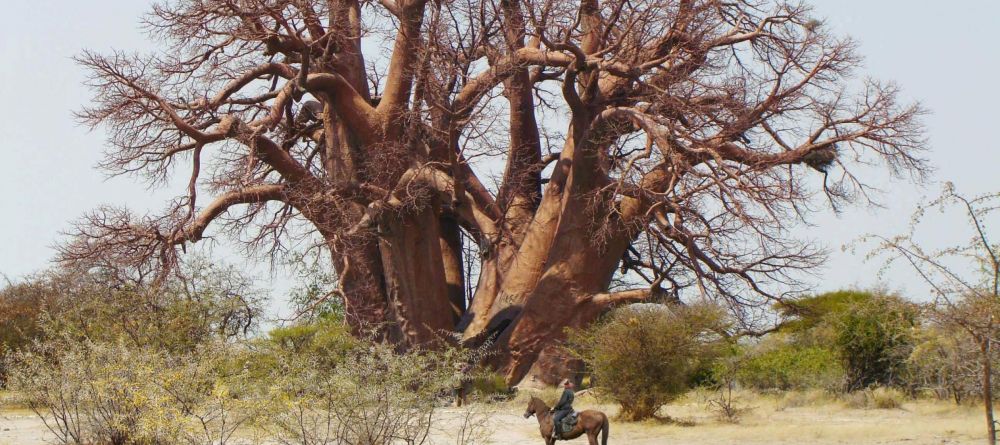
[
  {"x1": 6, "y1": 338, "x2": 270, "y2": 445},
  {"x1": 265, "y1": 315, "x2": 358, "y2": 368},
  {"x1": 752, "y1": 290, "x2": 917, "y2": 392},
  {"x1": 775, "y1": 389, "x2": 838, "y2": 410},
  {"x1": 569, "y1": 302, "x2": 726, "y2": 420},
  {"x1": 737, "y1": 338, "x2": 843, "y2": 391},
  {"x1": 269, "y1": 342, "x2": 476, "y2": 445},
  {"x1": 832, "y1": 295, "x2": 917, "y2": 391},
  {"x1": 0, "y1": 259, "x2": 264, "y2": 366},
  {"x1": 469, "y1": 372, "x2": 512, "y2": 400},
  {"x1": 9, "y1": 339, "x2": 175, "y2": 444}
]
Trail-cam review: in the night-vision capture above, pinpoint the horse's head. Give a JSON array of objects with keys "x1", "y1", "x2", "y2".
[{"x1": 523, "y1": 396, "x2": 542, "y2": 419}]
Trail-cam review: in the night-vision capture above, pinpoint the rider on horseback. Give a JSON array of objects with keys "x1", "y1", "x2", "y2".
[{"x1": 550, "y1": 379, "x2": 575, "y2": 440}]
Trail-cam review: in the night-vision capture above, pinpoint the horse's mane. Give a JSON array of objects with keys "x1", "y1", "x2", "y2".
[{"x1": 529, "y1": 395, "x2": 550, "y2": 409}]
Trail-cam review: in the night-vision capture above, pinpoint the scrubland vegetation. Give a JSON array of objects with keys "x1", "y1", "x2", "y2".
[
  {"x1": 565, "y1": 289, "x2": 1000, "y2": 422},
  {"x1": 4, "y1": 186, "x2": 1000, "y2": 444},
  {"x1": 3, "y1": 267, "x2": 1000, "y2": 445},
  {"x1": 0, "y1": 260, "x2": 497, "y2": 445}
]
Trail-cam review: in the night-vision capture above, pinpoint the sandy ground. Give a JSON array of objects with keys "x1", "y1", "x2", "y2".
[
  {"x1": 0, "y1": 409, "x2": 52, "y2": 445},
  {"x1": 0, "y1": 395, "x2": 988, "y2": 445}
]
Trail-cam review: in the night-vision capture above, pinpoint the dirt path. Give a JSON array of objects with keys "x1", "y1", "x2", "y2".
[
  {"x1": 0, "y1": 398, "x2": 987, "y2": 445},
  {"x1": 0, "y1": 410, "x2": 51, "y2": 445}
]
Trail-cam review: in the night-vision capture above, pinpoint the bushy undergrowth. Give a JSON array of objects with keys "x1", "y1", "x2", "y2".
[
  {"x1": 563, "y1": 290, "x2": 939, "y2": 419},
  {"x1": 0, "y1": 259, "x2": 263, "y2": 375},
  {"x1": 269, "y1": 342, "x2": 467, "y2": 445},
  {"x1": 7, "y1": 338, "x2": 271, "y2": 445},
  {"x1": 2, "y1": 258, "x2": 489, "y2": 445},
  {"x1": 739, "y1": 290, "x2": 917, "y2": 393},
  {"x1": 736, "y1": 341, "x2": 843, "y2": 391},
  {"x1": 7, "y1": 331, "x2": 483, "y2": 445},
  {"x1": 569, "y1": 302, "x2": 727, "y2": 420}
]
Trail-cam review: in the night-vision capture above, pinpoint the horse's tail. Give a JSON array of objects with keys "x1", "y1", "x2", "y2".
[{"x1": 601, "y1": 414, "x2": 609, "y2": 445}]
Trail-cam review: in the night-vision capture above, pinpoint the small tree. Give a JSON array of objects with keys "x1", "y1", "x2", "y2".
[
  {"x1": 569, "y1": 303, "x2": 726, "y2": 420},
  {"x1": 868, "y1": 184, "x2": 1000, "y2": 444},
  {"x1": 832, "y1": 295, "x2": 917, "y2": 391},
  {"x1": 908, "y1": 322, "x2": 994, "y2": 404},
  {"x1": 707, "y1": 348, "x2": 752, "y2": 423}
]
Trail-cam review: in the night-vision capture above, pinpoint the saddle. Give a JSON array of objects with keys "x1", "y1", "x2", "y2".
[{"x1": 556, "y1": 411, "x2": 579, "y2": 434}]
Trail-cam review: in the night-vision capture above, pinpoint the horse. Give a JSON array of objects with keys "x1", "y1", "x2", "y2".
[{"x1": 523, "y1": 395, "x2": 609, "y2": 445}]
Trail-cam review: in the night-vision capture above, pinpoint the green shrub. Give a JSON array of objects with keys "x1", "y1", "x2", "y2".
[
  {"x1": 774, "y1": 290, "x2": 873, "y2": 335},
  {"x1": 766, "y1": 290, "x2": 917, "y2": 392},
  {"x1": 568, "y1": 302, "x2": 726, "y2": 420},
  {"x1": 469, "y1": 372, "x2": 514, "y2": 401},
  {"x1": 832, "y1": 295, "x2": 917, "y2": 391},
  {"x1": 706, "y1": 351, "x2": 753, "y2": 423},
  {"x1": 266, "y1": 315, "x2": 358, "y2": 367},
  {"x1": 737, "y1": 340, "x2": 843, "y2": 391}
]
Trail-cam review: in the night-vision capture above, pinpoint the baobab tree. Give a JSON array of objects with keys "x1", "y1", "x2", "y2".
[{"x1": 62, "y1": 0, "x2": 927, "y2": 386}]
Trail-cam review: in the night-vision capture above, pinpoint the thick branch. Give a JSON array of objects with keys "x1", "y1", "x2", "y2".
[
  {"x1": 303, "y1": 72, "x2": 383, "y2": 143},
  {"x1": 376, "y1": 2, "x2": 427, "y2": 114},
  {"x1": 179, "y1": 185, "x2": 287, "y2": 243}
]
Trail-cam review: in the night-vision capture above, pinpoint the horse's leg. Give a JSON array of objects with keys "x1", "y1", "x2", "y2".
[{"x1": 587, "y1": 430, "x2": 599, "y2": 445}]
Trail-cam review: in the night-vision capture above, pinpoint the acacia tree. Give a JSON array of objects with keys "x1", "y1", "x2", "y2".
[
  {"x1": 62, "y1": 0, "x2": 926, "y2": 386},
  {"x1": 868, "y1": 185, "x2": 1000, "y2": 444}
]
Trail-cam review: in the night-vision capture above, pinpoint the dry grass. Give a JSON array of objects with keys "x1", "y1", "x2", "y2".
[
  {"x1": 0, "y1": 390, "x2": 24, "y2": 411},
  {"x1": 616, "y1": 390, "x2": 982, "y2": 444},
  {"x1": 840, "y1": 387, "x2": 906, "y2": 410},
  {"x1": 499, "y1": 389, "x2": 984, "y2": 444},
  {"x1": 0, "y1": 390, "x2": 989, "y2": 445}
]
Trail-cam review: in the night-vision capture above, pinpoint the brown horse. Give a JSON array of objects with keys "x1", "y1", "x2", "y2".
[{"x1": 523, "y1": 395, "x2": 609, "y2": 445}]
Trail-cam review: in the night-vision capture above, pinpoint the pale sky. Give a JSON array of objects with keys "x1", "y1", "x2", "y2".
[{"x1": 1, "y1": 1, "x2": 998, "y2": 312}]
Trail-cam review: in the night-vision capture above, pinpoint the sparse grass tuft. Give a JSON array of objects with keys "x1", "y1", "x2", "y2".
[
  {"x1": 0, "y1": 389, "x2": 23, "y2": 410},
  {"x1": 841, "y1": 387, "x2": 905, "y2": 410},
  {"x1": 776, "y1": 389, "x2": 837, "y2": 410}
]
